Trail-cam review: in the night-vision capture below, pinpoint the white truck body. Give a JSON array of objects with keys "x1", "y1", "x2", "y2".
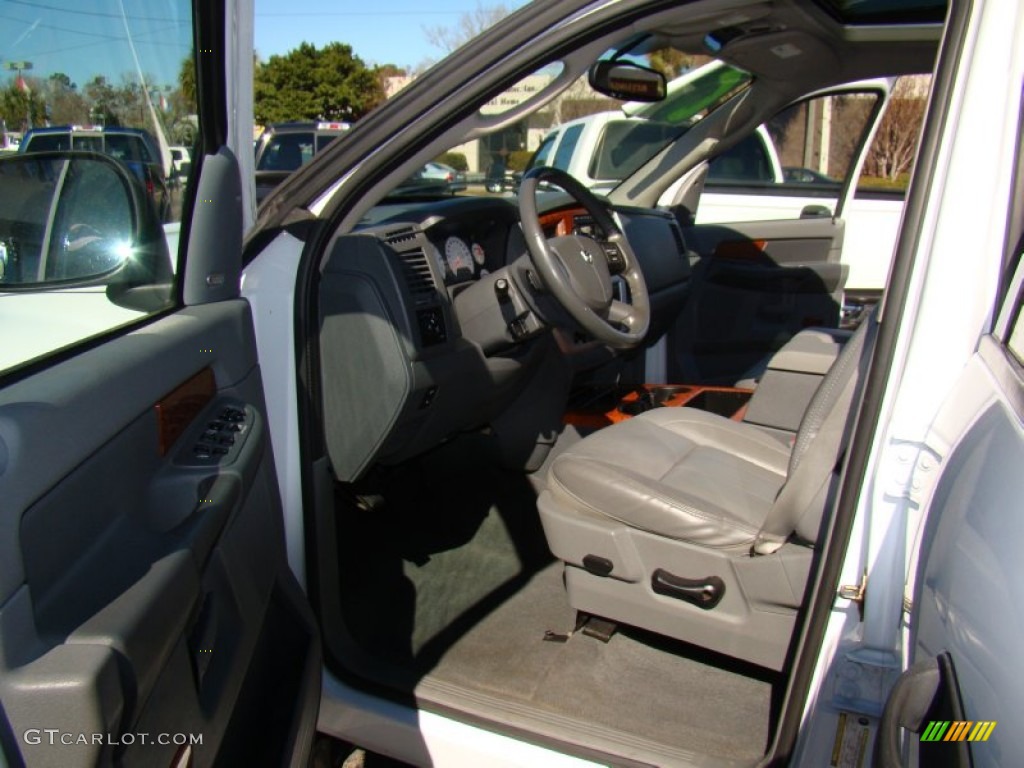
[{"x1": 532, "y1": 104, "x2": 905, "y2": 295}]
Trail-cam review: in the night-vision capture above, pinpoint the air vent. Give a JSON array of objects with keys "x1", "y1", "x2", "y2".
[
  {"x1": 669, "y1": 223, "x2": 687, "y2": 258},
  {"x1": 398, "y1": 248, "x2": 437, "y2": 303},
  {"x1": 385, "y1": 227, "x2": 418, "y2": 246}
]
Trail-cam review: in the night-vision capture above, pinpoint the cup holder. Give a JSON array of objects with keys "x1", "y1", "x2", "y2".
[
  {"x1": 617, "y1": 385, "x2": 697, "y2": 416},
  {"x1": 650, "y1": 385, "x2": 692, "y2": 403},
  {"x1": 619, "y1": 393, "x2": 657, "y2": 415}
]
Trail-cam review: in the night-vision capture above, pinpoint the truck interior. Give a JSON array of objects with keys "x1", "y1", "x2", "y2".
[{"x1": 290, "y1": 0, "x2": 943, "y2": 763}]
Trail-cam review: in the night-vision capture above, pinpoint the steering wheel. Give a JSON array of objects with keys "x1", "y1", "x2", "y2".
[{"x1": 518, "y1": 166, "x2": 650, "y2": 348}]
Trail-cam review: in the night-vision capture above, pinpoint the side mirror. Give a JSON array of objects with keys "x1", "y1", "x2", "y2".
[
  {"x1": 0, "y1": 151, "x2": 172, "y2": 308},
  {"x1": 588, "y1": 61, "x2": 667, "y2": 102}
]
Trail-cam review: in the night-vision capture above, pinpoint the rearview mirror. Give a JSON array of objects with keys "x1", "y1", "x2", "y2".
[
  {"x1": 0, "y1": 152, "x2": 172, "y2": 306},
  {"x1": 588, "y1": 61, "x2": 667, "y2": 102}
]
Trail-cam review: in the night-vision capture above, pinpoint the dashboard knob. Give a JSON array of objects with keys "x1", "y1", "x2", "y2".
[{"x1": 494, "y1": 277, "x2": 510, "y2": 301}]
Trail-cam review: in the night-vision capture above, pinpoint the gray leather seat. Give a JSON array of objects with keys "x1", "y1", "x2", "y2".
[{"x1": 537, "y1": 314, "x2": 876, "y2": 670}]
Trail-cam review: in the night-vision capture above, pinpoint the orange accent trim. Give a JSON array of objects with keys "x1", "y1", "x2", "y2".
[
  {"x1": 563, "y1": 384, "x2": 754, "y2": 429},
  {"x1": 538, "y1": 207, "x2": 586, "y2": 238},
  {"x1": 155, "y1": 367, "x2": 216, "y2": 456}
]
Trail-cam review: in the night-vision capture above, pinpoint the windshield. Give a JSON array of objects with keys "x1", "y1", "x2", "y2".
[{"x1": 375, "y1": 53, "x2": 750, "y2": 206}]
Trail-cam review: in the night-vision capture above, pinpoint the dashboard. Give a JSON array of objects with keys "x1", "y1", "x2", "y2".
[{"x1": 320, "y1": 194, "x2": 692, "y2": 480}]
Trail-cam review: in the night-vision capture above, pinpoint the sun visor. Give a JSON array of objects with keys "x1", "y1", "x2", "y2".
[{"x1": 722, "y1": 31, "x2": 839, "y2": 80}]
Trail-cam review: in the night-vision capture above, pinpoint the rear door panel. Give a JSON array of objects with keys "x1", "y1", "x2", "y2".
[{"x1": 0, "y1": 302, "x2": 320, "y2": 767}]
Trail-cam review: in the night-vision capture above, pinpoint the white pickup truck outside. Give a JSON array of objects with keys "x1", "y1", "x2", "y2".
[{"x1": 528, "y1": 80, "x2": 906, "y2": 296}]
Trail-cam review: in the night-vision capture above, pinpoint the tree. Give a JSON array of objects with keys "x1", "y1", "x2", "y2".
[
  {"x1": 45, "y1": 73, "x2": 89, "y2": 125},
  {"x1": 424, "y1": 2, "x2": 510, "y2": 55},
  {"x1": 254, "y1": 42, "x2": 385, "y2": 124},
  {"x1": 177, "y1": 53, "x2": 196, "y2": 107},
  {"x1": 863, "y1": 76, "x2": 929, "y2": 181},
  {"x1": 647, "y1": 49, "x2": 710, "y2": 80},
  {"x1": 0, "y1": 78, "x2": 46, "y2": 132},
  {"x1": 83, "y1": 76, "x2": 121, "y2": 126}
]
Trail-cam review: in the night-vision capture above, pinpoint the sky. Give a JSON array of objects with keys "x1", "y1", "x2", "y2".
[
  {"x1": 0, "y1": 0, "x2": 192, "y2": 89},
  {"x1": 0, "y1": 0, "x2": 531, "y2": 96},
  {"x1": 254, "y1": 0, "x2": 530, "y2": 71}
]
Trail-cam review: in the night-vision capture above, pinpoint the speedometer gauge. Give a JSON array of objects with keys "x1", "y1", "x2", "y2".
[
  {"x1": 445, "y1": 237, "x2": 473, "y2": 274},
  {"x1": 471, "y1": 242, "x2": 485, "y2": 265}
]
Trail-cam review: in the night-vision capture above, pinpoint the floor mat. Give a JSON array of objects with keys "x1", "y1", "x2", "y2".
[{"x1": 335, "y1": 431, "x2": 775, "y2": 761}]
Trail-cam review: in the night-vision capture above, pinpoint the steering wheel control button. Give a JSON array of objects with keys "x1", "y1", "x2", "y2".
[
  {"x1": 603, "y1": 244, "x2": 625, "y2": 272},
  {"x1": 526, "y1": 269, "x2": 544, "y2": 292}
]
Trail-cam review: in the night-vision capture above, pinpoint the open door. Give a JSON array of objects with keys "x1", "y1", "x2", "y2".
[
  {"x1": 874, "y1": 253, "x2": 1024, "y2": 766},
  {"x1": 668, "y1": 85, "x2": 889, "y2": 384},
  {"x1": 0, "y1": 2, "x2": 319, "y2": 766}
]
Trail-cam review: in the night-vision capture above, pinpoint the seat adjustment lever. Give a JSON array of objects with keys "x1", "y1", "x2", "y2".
[{"x1": 651, "y1": 569, "x2": 725, "y2": 609}]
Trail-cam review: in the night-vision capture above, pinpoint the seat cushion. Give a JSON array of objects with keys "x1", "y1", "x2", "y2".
[{"x1": 548, "y1": 408, "x2": 790, "y2": 550}]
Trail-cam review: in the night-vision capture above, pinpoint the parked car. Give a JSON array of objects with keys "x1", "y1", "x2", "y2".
[
  {"x1": 418, "y1": 161, "x2": 467, "y2": 193},
  {"x1": 19, "y1": 125, "x2": 172, "y2": 222},
  {"x1": 4, "y1": 1, "x2": 1023, "y2": 768},
  {"x1": 254, "y1": 121, "x2": 351, "y2": 203},
  {"x1": 783, "y1": 165, "x2": 840, "y2": 185},
  {"x1": 168, "y1": 145, "x2": 191, "y2": 178}
]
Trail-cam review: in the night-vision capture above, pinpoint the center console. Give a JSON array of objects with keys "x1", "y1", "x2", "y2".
[
  {"x1": 565, "y1": 327, "x2": 851, "y2": 436},
  {"x1": 564, "y1": 383, "x2": 754, "y2": 429}
]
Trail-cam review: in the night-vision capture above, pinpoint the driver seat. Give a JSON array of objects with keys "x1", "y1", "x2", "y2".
[{"x1": 537, "y1": 313, "x2": 876, "y2": 670}]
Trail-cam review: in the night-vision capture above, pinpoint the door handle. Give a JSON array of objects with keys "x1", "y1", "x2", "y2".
[{"x1": 800, "y1": 204, "x2": 832, "y2": 219}]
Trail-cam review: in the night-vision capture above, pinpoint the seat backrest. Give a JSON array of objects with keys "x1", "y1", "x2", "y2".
[{"x1": 753, "y1": 309, "x2": 878, "y2": 553}]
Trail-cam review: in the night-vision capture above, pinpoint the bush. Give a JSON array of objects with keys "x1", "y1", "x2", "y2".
[
  {"x1": 506, "y1": 150, "x2": 533, "y2": 172},
  {"x1": 436, "y1": 152, "x2": 468, "y2": 171}
]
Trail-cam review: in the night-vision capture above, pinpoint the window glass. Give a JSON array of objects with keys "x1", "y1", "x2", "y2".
[
  {"x1": 552, "y1": 124, "x2": 584, "y2": 171},
  {"x1": 817, "y1": 0, "x2": 946, "y2": 25},
  {"x1": 527, "y1": 132, "x2": 557, "y2": 170},
  {"x1": 1009, "y1": 294, "x2": 1024, "y2": 364},
  {"x1": 104, "y1": 134, "x2": 154, "y2": 164},
  {"x1": 707, "y1": 134, "x2": 777, "y2": 183},
  {"x1": 697, "y1": 91, "x2": 879, "y2": 224},
  {"x1": 857, "y1": 75, "x2": 932, "y2": 197},
  {"x1": 257, "y1": 133, "x2": 316, "y2": 171},
  {"x1": 24, "y1": 134, "x2": 69, "y2": 152},
  {"x1": 72, "y1": 135, "x2": 104, "y2": 153},
  {"x1": 316, "y1": 133, "x2": 341, "y2": 153},
  {"x1": 590, "y1": 120, "x2": 681, "y2": 180},
  {"x1": 0, "y1": 0, "x2": 197, "y2": 375}
]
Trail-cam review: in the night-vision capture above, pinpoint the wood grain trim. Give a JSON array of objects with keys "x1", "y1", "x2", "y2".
[
  {"x1": 155, "y1": 367, "x2": 216, "y2": 456},
  {"x1": 538, "y1": 207, "x2": 586, "y2": 237}
]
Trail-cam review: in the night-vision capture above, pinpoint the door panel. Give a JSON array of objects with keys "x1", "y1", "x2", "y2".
[
  {"x1": 670, "y1": 217, "x2": 847, "y2": 383},
  {"x1": 896, "y1": 338, "x2": 1024, "y2": 767},
  {"x1": 0, "y1": 302, "x2": 319, "y2": 767}
]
